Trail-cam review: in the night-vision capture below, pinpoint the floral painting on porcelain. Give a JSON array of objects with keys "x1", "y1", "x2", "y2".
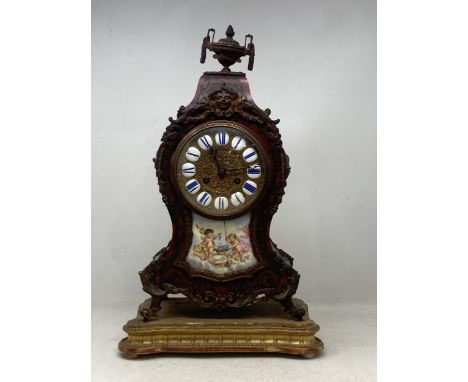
[{"x1": 187, "y1": 212, "x2": 257, "y2": 275}]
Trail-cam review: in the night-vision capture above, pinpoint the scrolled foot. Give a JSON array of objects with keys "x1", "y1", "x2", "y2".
[
  {"x1": 140, "y1": 306, "x2": 161, "y2": 322},
  {"x1": 276, "y1": 296, "x2": 306, "y2": 320},
  {"x1": 290, "y1": 305, "x2": 306, "y2": 320}
]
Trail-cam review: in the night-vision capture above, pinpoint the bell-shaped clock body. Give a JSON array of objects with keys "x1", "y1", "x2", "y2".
[{"x1": 139, "y1": 73, "x2": 305, "y2": 320}]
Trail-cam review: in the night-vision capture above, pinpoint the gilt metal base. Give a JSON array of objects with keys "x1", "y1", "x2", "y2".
[{"x1": 119, "y1": 298, "x2": 323, "y2": 358}]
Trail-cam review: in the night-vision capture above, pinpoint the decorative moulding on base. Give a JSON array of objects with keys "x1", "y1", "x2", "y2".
[{"x1": 119, "y1": 298, "x2": 324, "y2": 359}]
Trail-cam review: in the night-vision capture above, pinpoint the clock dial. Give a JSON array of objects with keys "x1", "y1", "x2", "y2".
[{"x1": 174, "y1": 121, "x2": 267, "y2": 218}]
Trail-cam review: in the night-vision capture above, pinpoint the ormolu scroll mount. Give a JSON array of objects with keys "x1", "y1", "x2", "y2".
[{"x1": 200, "y1": 25, "x2": 255, "y2": 72}]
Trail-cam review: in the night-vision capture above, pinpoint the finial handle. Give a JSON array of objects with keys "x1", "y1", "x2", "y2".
[
  {"x1": 200, "y1": 28, "x2": 215, "y2": 64},
  {"x1": 245, "y1": 34, "x2": 255, "y2": 71}
]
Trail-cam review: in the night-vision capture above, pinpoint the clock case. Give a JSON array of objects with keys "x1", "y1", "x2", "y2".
[{"x1": 139, "y1": 28, "x2": 306, "y2": 321}]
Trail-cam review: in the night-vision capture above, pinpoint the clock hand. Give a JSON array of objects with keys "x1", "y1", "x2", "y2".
[
  {"x1": 210, "y1": 148, "x2": 220, "y2": 171},
  {"x1": 223, "y1": 169, "x2": 241, "y2": 175},
  {"x1": 210, "y1": 148, "x2": 226, "y2": 178},
  {"x1": 224, "y1": 166, "x2": 251, "y2": 173}
]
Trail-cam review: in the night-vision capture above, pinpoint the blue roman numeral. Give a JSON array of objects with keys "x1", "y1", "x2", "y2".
[
  {"x1": 243, "y1": 183, "x2": 256, "y2": 193},
  {"x1": 244, "y1": 151, "x2": 257, "y2": 160},
  {"x1": 200, "y1": 136, "x2": 211, "y2": 149},
  {"x1": 186, "y1": 181, "x2": 199, "y2": 191},
  {"x1": 199, "y1": 192, "x2": 209, "y2": 205},
  {"x1": 248, "y1": 168, "x2": 261, "y2": 174}
]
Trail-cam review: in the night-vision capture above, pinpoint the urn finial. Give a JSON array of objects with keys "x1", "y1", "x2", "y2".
[{"x1": 200, "y1": 25, "x2": 255, "y2": 73}]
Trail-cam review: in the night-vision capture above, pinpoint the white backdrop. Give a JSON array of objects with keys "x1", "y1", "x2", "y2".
[{"x1": 92, "y1": 0, "x2": 376, "y2": 307}]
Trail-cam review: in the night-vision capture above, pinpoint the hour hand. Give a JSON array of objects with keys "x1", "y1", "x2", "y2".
[
  {"x1": 210, "y1": 148, "x2": 224, "y2": 177},
  {"x1": 209, "y1": 148, "x2": 220, "y2": 168}
]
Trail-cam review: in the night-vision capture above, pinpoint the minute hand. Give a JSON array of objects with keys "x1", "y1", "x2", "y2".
[{"x1": 224, "y1": 166, "x2": 251, "y2": 173}]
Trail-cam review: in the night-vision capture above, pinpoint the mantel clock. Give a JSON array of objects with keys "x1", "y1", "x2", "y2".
[{"x1": 119, "y1": 26, "x2": 323, "y2": 358}]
